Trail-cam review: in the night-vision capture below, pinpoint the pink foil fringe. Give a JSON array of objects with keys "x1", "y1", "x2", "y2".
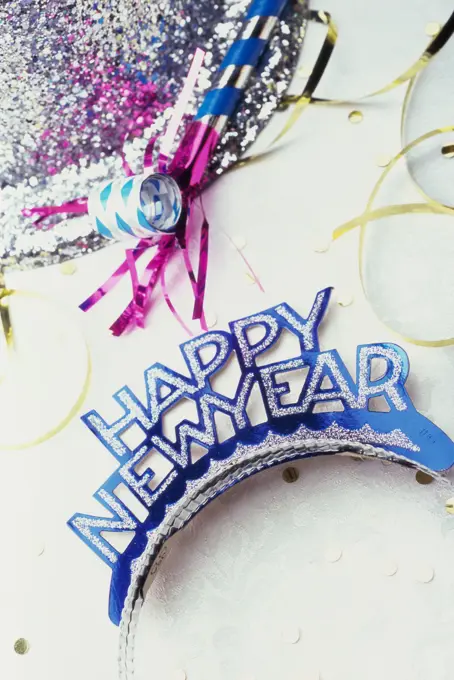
[{"x1": 23, "y1": 47, "x2": 262, "y2": 336}]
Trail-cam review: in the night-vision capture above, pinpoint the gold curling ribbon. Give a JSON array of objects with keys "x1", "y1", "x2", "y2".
[
  {"x1": 0, "y1": 288, "x2": 91, "y2": 449},
  {"x1": 282, "y1": 8, "x2": 454, "y2": 110},
  {"x1": 311, "y1": 11, "x2": 454, "y2": 347},
  {"x1": 333, "y1": 126, "x2": 454, "y2": 347},
  {"x1": 0, "y1": 272, "x2": 13, "y2": 351},
  {"x1": 235, "y1": 6, "x2": 454, "y2": 347},
  {"x1": 232, "y1": 9, "x2": 338, "y2": 171},
  {"x1": 271, "y1": 8, "x2": 338, "y2": 147},
  {"x1": 234, "y1": 8, "x2": 454, "y2": 168},
  {"x1": 399, "y1": 56, "x2": 454, "y2": 210}
]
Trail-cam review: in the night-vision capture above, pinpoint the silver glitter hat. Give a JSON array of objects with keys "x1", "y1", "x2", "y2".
[{"x1": 0, "y1": 0, "x2": 307, "y2": 269}]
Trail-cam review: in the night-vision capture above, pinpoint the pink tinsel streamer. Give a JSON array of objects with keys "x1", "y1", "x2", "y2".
[{"x1": 22, "y1": 47, "x2": 261, "y2": 336}]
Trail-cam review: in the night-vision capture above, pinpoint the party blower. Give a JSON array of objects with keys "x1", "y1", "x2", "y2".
[
  {"x1": 80, "y1": 0, "x2": 307, "y2": 335},
  {"x1": 89, "y1": 0, "x2": 294, "y2": 239}
]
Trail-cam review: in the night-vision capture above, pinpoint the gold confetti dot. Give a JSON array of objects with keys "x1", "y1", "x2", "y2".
[
  {"x1": 382, "y1": 560, "x2": 398, "y2": 577},
  {"x1": 60, "y1": 261, "x2": 77, "y2": 275},
  {"x1": 282, "y1": 466, "x2": 299, "y2": 483},
  {"x1": 415, "y1": 470, "x2": 434, "y2": 485},
  {"x1": 245, "y1": 272, "x2": 257, "y2": 286},
  {"x1": 172, "y1": 670, "x2": 187, "y2": 680},
  {"x1": 415, "y1": 564, "x2": 434, "y2": 584},
  {"x1": 446, "y1": 497, "x2": 454, "y2": 514},
  {"x1": 376, "y1": 154, "x2": 392, "y2": 168},
  {"x1": 312, "y1": 237, "x2": 331, "y2": 254},
  {"x1": 348, "y1": 110, "x2": 363, "y2": 124},
  {"x1": 281, "y1": 625, "x2": 300, "y2": 644},
  {"x1": 325, "y1": 546, "x2": 342, "y2": 563},
  {"x1": 14, "y1": 638, "x2": 30, "y2": 655},
  {"x1": 441, "y1": 144, "x2": 454, "y2": 159},
  {"x1": 425, "y1": 21, "x2": 441, "y2": 37},
  {"x1": 205, "y1": 311, "x2": 217, "y2": 328},
  {"x1": 337, "y1": 291, "x2": 354, "y2": 307},
  {"x1": 27, "y1": 537, "x2": 45, "y2": 558}
]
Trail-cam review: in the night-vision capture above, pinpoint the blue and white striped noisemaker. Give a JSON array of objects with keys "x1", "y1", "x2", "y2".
[
  {"x1": 89, "y1": 0, "x2": 298, "y2": 240},
  {"x1": 194, "y1": 0, "x2": 293, "y2": 134},
  {"x1": 87, "y1": 172, "x2": 182, "y2": 241}
]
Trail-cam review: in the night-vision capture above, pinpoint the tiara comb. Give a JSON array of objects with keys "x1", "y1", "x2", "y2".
[{"x1": 68, "y1": 287, "x2": 454, "y2": 676}]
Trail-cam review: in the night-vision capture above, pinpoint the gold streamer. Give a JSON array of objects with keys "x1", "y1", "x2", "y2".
[
  {"x1": 232, "y1": 8, "x2": 454, "y2": 170},
  {"x1": 399, "y1": 64, "x2": 454, "y2": 210},
  {"x1": 235, "y1": 5, "x2": 454, "y2": 348},
  {"x1": 271, "y1": 9, "x2": 338, "y2": 145},
  {"x1": 0, "y1": 288, "x2": 91, "y2": 449},
  {"x1": 0, "y1": 272, "x2": 13, "y2": 352},
  {"x1": 333, "y1": 126, "x2": 454, "y2": 347},
  {"x1": 283, "y1": 8, "x2": 454, "y2": 107},
  {"x1": 231, "y1": 9, "x2": 338, "y2": 172}
]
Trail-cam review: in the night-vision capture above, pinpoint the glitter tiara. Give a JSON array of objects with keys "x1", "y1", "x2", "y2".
[{"x1": 69, "y1": 287, "x2": 454, "y2": 632}]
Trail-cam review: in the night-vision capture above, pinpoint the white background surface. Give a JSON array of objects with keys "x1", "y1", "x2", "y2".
[
  {"x1": 135, "y1": 458, "x2": 454, "y2": 680},
  {"x1": 2, "y1": 1, "x2": 454, "y2": 678}
]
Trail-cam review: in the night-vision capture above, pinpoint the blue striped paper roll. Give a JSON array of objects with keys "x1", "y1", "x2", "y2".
[{"x1": 88, "y1": 173, "x2": 182, "y2": 240}]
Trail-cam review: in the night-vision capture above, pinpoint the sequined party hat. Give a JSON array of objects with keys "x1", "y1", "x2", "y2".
[{"x1": 0, "y1": 0, "x2": 306, "y2": 268}]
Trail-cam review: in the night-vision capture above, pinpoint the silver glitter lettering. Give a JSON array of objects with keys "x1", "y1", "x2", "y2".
[
  {"x1": 275, "y1": 288, "x2": 330, "y2": 351},
  {"x1": 357, "y1": 345, "x2": 408, "y2": 411},
  {"x1": 145, "y1": 365, "x2": 197, "y2": 425},
  {"x1": 70, "y1": 489, "x2": 137, "y2": 565},
  {"x1": 85, "y1": 387, "x2": 152, "y2": 458},
  {"x1": 178, "y1": 372, "x2": 254, "y2": 460},
  {"x1": 232, "y1": 313, "x2": 280, "y2": 368},
  {"x1": 182, "y1": 332, "x2": 231, "y2": 387},
  {"x1": 301, "y1": 351, "x2": 358, "y2": 412},
  {"x1": 119, "y1": 445, "x2": 158, "y2": 507},
  {"x1": 260, "y1": 358, "x2": 307, "y2": 417}
]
